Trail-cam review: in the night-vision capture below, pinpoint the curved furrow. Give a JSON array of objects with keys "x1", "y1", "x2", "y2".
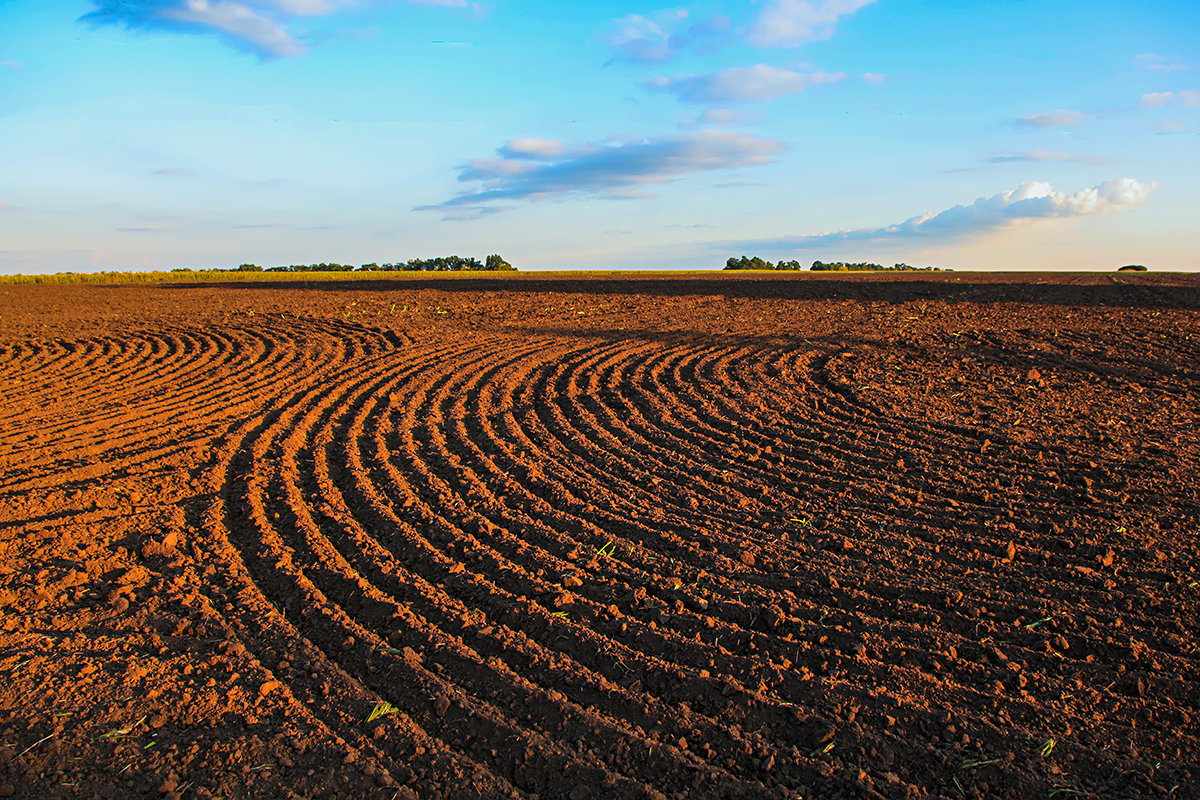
[
  {"x1": 231, "y1": 343, "x2": 782, "y2": 798},
  {"x1": 320, "y1": 348, "x2": 786, "y2": 797},
  {"x1": 284, "y1": 340, "x2": 835, "y2": 796},
  {"x1": 200, "y1": 348, "x2": 533, "y2": 799}
]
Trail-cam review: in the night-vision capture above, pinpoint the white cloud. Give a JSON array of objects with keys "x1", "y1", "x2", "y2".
[
  {"x1": 162, "y1": 0, "x2": 306, "y2": 57},
  {"x1": 79, "y1": 0, "x2": 467, "y2": 58},
  {"x1": 605, "y1": 9, "x2": 729, "y2": 64},
  {"x1": 422, "y1": 130, "x2": 785, "y2": 216},
  {"x1": 1017, "y1": 109, "x2": 1090, "y2": 128},
  {"x1": 861, "y1": 72, "x2": 885, "y2": 84},
  {"x1": 643, "y1": 65, "x2": 845, "y2": 105},
  {"x1": 748, "y1": 0, "x2": 875, "y2": 48},
  {"x1": 1140, "y1": 90, "x2": 1200, "y2": 109},
  {"x1": 731, "y1": 179, "x2": 1157, "y2": 249},
  {"x1": 1, "y1": 60, "x2": 20, "y2": 69}
]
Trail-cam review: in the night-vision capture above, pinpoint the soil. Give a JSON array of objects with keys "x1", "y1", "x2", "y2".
[{"x1": 1, "y1": 271, "x2": 1198, "y2": 800}]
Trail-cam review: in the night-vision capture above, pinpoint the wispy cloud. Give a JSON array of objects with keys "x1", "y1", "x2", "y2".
[
  {"x1": 747, "y1": 0, "x2": 875, "y2": 48},
  {"x1": 686, "y1": 107, "x2": 748, "y2": 128},
  {"x1": 422, "y1": 130, "x2": 785, "y2": 216},
  {"x1": 79, "y1": 0, "x2": 466, "y2": 58},
  {"x1": 2, "y1": 60, "x2": 21, "y2": 69},
  {"x1": 982, "y1": 150, "x2": 1111, "y2": 166},
  {"x1": 1140, "y1": 90, "x2": 1200, "y2": 109},
  {"x1": 1017, "y1": 109, "x2": 1091, "y2": 128},
  {"x1": 728, "y1": 179, "x2": 1157, "y2": 249},
  {"x1": 152, "y1": 167, "x2": 194, "y2": 176},
  {"x1": 118, "y1": 225, "x2": 171, "y2": 232},
  {"x1": 605, "y1": 9, "x2": 730, "y2": 64},
  {"x1": 1137, "y1": 52, "x2": 1190, "y2": 72},
  {"x1": 643, "y1": 65, "x2": 845, "y2": 105},
  {"x1": 861, "y1": 72, "x2": 885, "y2": 84}
]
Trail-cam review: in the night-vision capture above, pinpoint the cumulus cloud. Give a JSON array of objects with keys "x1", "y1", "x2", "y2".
[
  {"x1": 731, "y1": 179, "x2": 1156, "y2": 249},
  {"x1": 79, "y1": 0, "x2": 464, "y2": 58},
  {"x1": 1017, "y1": 109, "x2": 1091, "y2": 128},
  {"x1": 605, "y1": 9, "x2": 730, "y2": 64},
  {"x1": 1140, "y1": 90, "x2": 1200, "y2": 109},
  {"x1": 643, "y1": 65, "x2": 844, "y2": 105},
  {"x1": 748, "y1": 0, "x2": 875, "y2": 48},
  {"x1": 422, "y1": 130, "x2": 785, "y2": 216},
  {"x1": 861, "y1": 72, "x2": 885, "y2": 84}
]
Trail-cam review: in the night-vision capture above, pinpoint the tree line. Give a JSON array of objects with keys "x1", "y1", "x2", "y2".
[
  {"x1": 227, "y1": 254, "x2": 515, "y2": 273},
  {"x1": 724, "y1": 256, "x2": 949, "y2": 272}
]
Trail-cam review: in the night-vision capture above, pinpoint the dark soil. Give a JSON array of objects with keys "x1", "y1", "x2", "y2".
[{"x1": 1, "y1": 271, "x2": 1198, "y2": 800}]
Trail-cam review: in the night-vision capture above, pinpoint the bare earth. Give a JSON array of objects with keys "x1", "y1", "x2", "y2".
[{"x1": 1, "y1": 272, "x2": 1197, "y2": 800}]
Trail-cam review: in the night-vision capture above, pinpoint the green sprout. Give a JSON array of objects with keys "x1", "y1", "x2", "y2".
[{"x1": 367, "y1": 701, "x2": 399, "y2": 723}]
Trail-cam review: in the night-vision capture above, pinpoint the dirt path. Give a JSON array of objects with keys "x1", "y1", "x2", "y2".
[{"x1": 1, "y1": 273, "x2": 1197, "y2": 799}]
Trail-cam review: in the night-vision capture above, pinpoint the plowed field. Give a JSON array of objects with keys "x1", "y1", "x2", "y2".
[{"x1": 1, "y1": 272, "x2": 1198, "y2": 800}]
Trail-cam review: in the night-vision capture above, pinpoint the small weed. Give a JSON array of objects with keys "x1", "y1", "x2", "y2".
[
  {"x1": 1025, "y1": 617, "x2": 1052, "y2": 630},
  {"x1": 789, "y1": 517, "x2": 813, "y2": 528},
  {"x1": 1047, "y1": 789, "x2": 1081, "y2": 798},
  {"x1": 1039, "y1": 738, "x2": 1056, "y2": 758},
  {"x1": 959, "y1": 758, "x2": 1001, "y2": 769},
  {"x1": 367, "y1": 701, "x2": 399, "y2": 723},
  {"x1": 596, "y1": 540, "x2": 616, "y2": 558},
  {"x1": 97, "y1": 715, "x2": 146, "y2": 741},
  {"x1": 550, "y1": 611, "x2": 568, "y2": 619},
  {"x1": 809, "y1": 742, "x2": 834, "y2": 757}
]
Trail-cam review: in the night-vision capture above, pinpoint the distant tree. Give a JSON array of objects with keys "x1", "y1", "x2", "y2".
[
  {"x1": 237, "y1": 263, "x2": 263, "y2": 272},
  {"x1": 775, "y1": 260, "x2": 803, "y2": 271},
  {"x1": 1118, "y1": 264, "x2": 1148, "y2": 272},
  {"x1": 485, "y1": 254, "x2": 515, "y2": 271},
  {"x1": 724, "y1": 255, "x2": 773, "y2": 270},
  {"x1": 359, "y1": 263, "x2": 380, "y2": 271}
]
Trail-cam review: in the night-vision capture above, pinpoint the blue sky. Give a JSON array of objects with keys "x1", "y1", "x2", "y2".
[{"x1": 1, "y1": 0, "x2": 1197, "y2": 272}]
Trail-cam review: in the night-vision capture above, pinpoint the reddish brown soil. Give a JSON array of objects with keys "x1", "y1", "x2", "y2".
[{"x1": 1, "y1": 272, "x2": 1198, "y2": 800}]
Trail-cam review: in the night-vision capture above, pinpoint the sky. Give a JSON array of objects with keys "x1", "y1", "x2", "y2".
[{"x1": 0, "y1": 0, "x2": 1197, "y2": 272}]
